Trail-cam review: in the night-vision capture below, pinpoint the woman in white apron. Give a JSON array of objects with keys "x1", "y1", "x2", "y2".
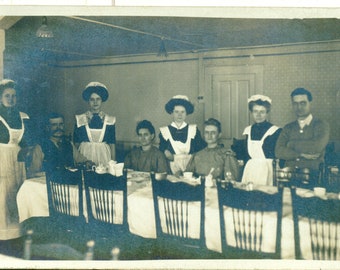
[
  {"x1": 74, "y1": 82, "x2": 116, "y2": 166},
  {"x1": 159, "y1": 95, "x2": 206, "y2": 174},
  {"x1": 0, "y1": 79, "x2": 29, "y2": 240},
  {"x1": 241, "y1": 95, "x2": 281, "y2": 186}
]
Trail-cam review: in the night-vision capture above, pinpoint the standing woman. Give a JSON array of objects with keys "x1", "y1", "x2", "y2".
[
  {"x1": 159, "y1": 95, "x2": 206, "y2": 174},
  {"x1": 0, "y1": 79, "x2": 29, "y2": 240},
  {"x1": 74, "y1": 82, "x2": 116, "y2": 166},
  {"x1": 240, "y1": 94, "x2": 281, "y2": 186}
]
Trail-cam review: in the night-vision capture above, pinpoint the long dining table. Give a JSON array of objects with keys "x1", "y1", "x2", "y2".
[{"x1": 16, "y1": 170, "x2": 339, "y2": 260}]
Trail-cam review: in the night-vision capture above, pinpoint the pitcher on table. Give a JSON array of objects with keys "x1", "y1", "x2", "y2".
[{"x1": 159, "y1": 95, "x2": 206, "y2": 175}]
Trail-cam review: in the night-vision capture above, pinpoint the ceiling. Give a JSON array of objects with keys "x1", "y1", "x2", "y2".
[{"x1": 2, "y1": 16, "x2": 340, "y2": 64}]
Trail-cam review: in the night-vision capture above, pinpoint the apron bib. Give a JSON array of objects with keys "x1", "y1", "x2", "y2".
[
  {"x1": 160, "y1": 125, "x2": 196, "y2": 173},
  {"x1": 0, "y1": 113, "x2": 25, "y2": 146},
  {"x1": 79, "y1": 120, "x2": 111, "y2": 166},
  {"x1": 241, "y1": 125, "x2": 278, "y2": 186}
]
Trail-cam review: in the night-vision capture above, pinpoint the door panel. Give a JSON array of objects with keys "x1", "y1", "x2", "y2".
[{"x1": 205, "y1": 66, "x2": 263, "y2": 147}]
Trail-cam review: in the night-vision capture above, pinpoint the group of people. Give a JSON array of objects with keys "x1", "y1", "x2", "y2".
[
  {"x1": 0, "y1": 77, "x2": 330, "y2": 240},
  {"x1": 233, "y1": 88, "x2": 329, "y2": 187}
]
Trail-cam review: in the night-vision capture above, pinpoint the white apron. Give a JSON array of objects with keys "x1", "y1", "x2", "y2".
[
  {"x1": 160, "y1": 124, "x2": 196, "y2": 174},
  {"x1": 0, "y1": 112, "x2": 27, "y2": 239},
  {"x1": 241, "y1": 125, "x2": 279, "y2": 186},
  {"x1": 76, "y1": 114, "x2": 115, "y2": 166}
]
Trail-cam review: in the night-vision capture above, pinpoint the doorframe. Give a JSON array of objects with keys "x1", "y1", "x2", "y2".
[{"x1": 203, "y1": 65, "x2": 264, "y2": 119}]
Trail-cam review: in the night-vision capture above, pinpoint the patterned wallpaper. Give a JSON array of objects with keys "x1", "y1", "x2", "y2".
[{"x1": 57, "y1": 43, "x2": 340, "y2": 145}]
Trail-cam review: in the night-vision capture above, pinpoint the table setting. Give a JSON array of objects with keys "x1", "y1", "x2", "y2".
[
  {"x1": 16, "y1": 165, "x2": 340, "y2": 259},
  {"x1": 296, "y1": 186, "x2": 340, "y2": 200}
]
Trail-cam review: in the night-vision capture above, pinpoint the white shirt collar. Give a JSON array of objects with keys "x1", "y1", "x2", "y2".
[
  {"x1": 298, "y1": 114, "x2": 313, "y2": 129},
  {"x1": 171, "y1": 121, "x2": 188, "y2": 129}
]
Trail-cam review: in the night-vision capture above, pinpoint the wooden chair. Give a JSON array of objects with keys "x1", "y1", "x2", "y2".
[
  {"x1": 83, "y1": 169, "x2": 128, "y2": 237},
  {"x1": 45, "y1": 168, "x2": 85, "y2": 234},
  {"x1": 323, "y1": 165, "x2": 340, "y2": 192},
  {"x1": 216, "y1": 180, "x2": 284, "y2": 259},
  {"x1": 291, "y1": 187, "x2": 340, "y2": 260},
  {"x1": 273, "y1": 159, "x2": 294, "y2": 187},
  {"x1": 150, "y1": 173, "x2": 206, "y2": 258},
  {"x1": 23, "y1": 229, "x2": 92, "y2": 260},
  {"x1": 273, "y1": 159, "x2": 322, "y2": 189}
]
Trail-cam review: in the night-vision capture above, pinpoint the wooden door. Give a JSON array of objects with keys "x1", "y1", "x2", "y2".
[{"x1": 204, "y1": 65, "x2": 263, "y2": 147}]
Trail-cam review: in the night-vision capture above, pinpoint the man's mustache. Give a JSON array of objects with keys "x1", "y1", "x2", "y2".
[{"x1": 52, "y1": 129, "x2": 64, "y2": 134}]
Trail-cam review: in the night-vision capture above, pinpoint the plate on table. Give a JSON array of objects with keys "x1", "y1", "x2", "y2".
[
  {"x1": 296, "y1": 189, "x2": 315, "y2": 198},
  {"x1": 65, "y1": 167, "x2": 79, "y2": 172},
  {"x1": 167, "y1": 175, "x2": 201, "y2": 185},
  {"x1": 127, "y1": 171, "x2": 150, "y2": 183}
]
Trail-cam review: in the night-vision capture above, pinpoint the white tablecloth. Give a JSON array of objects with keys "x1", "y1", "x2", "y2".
[
  {"x1": 17, "y1": 176, "x2": 49, "y2": 222},
  {"x1": 128, "y1": 183, "x2": 296, "y2": 258},
  {"x1": 16, "y1": 173, "x2": 339, "y2": 259},
  {"x1": 16, "y1": 172, "x2": 149, "y2": 223}
]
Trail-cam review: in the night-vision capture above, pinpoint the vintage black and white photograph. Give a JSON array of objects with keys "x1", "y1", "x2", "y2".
[{"x1": 0, "y1": 5, "x2": 339, "y2": 269}]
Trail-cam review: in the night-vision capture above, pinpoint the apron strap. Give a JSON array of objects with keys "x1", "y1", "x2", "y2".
[
  {"x1": 260, "y1": 125, "x2": 279, "y2": 142},
  {"x1": 0, "y1": 113, "x2": 26, "y2": 143}
]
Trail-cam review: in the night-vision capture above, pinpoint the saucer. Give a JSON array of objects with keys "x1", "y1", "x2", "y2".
[{"x1": 96, "y1": 170, "x2": 106, "y2": 174}]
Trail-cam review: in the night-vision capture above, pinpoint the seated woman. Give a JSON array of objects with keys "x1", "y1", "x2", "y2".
[
  {"x1": 124, "y1": 120, "x2": 169, "y2": 173},
  {"x1": 185, "y1": 118, "x2": 239, "y2": 180},
  {"x1": 238, "y1": 94, "x2": 282, "y2": 186}
]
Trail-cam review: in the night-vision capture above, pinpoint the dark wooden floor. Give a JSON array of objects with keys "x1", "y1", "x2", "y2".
[{"x1": 0, "y1": 217, "x2": 223, "y2": 260}]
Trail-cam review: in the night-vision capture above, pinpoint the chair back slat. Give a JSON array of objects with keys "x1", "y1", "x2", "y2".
[
  {"x1": 162, "y1": 198, "x2": 190, "y2": 238},
  {"x1": 324, "y1": 165, "x2": 340, "y2": 192},
  {"x1": 232, "y1": 208, "x2": 266, "y2": 252},
  {"x1": 151, "y1": 173, "x2": 206, "y2": 248},
  {"x1": 217, "y1": 181, "x2": 283, "y2": 259},
  {"x1": 291, "y1": 187, "x2": 340, "y2": 260},
  {"x1": 84, "y1": 170, "x2": 128, "y2": 233},
  {"x1": 46, "y1": 169, "x2": 83, "y2": 218}
]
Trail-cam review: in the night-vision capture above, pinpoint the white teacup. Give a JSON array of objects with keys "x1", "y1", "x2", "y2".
[
  {"x1": 183, "y1": 172, "x2": 193, "y2": 179},
  {"x1": 314, "y1": 187, "x2": 326, "y2": 197},
  {"x1": 155, "y1": 172, "x2": 167, "y2": 180}
]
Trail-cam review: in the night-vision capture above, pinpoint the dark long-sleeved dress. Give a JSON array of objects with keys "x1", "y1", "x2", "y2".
[{"x1": 124, "y1": 146, "x2": 169, "y2": 173}]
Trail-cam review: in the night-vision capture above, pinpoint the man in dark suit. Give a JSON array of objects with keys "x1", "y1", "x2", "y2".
[
  {"x1": 27, "y1": 112, "x2": 93, "y2": 177},
  {"x1": 275, "y1": 88, "x2": 330, "y2": 185}
]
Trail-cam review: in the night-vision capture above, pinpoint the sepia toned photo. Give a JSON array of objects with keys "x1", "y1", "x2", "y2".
[{"x1": 0, "y1": 4, "x2": 339, "y2": 269}]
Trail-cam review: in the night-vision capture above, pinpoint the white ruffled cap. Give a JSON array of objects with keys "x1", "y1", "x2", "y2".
[
  {"x1": 0, "y1": 79, "x2": 15, "y2": 85},
  {"x1": 247, "y1": 94, "x2": 272, "y2": 104},
  {"x1": 165, "y1": 95, "x2": 194, "y2": 114},
  {"x1": 82, "y1": 81, "x2": 109, "y2": 102},
  {"x1": 85, "y1": 81, "x2": 107, "y2": 90},
  {"x1": 172, "y1": 95, "x2": 189, "y2": 101}
]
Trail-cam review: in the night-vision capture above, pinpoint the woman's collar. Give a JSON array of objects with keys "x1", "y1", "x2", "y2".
[
  {"x1": 85, "y1": 111, "x2": 105, "y2": 121},
  {"x1": 254, "y1": 120, "x2": 269, "y2": 127},
  {"x1": 171, "y1": 121, "x2": 188, "y2": 129}
]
